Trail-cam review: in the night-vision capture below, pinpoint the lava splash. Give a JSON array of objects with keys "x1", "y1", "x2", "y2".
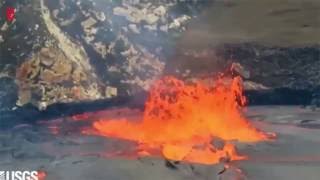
[{"x1": 87, "y1": 76, "x2": 270, "y2": 164}]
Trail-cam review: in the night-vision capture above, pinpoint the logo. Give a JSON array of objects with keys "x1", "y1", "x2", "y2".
[
  {"x1": 0, "y1": 171, "x2": 39, "y2": 180},
  {"x1": 0, "y1": 171, "x2": 5, "y2": 180},
  {"x1": 6, "y1": 6, "x2": 16, "y2": 22}
]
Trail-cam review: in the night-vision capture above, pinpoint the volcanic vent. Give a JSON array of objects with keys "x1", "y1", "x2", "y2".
[{"x1": 84, "y1": 76, "x2": 271, "y2": 164}]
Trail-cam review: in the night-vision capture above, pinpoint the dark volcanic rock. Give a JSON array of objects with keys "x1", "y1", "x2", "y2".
[
  {"x1": 1, "y1": 0, "x2": 320, "y2": 113},
  {"x1": 166, "y1": 44, "x2": 320, "y2": 105},
  {"x1": 0, "y1": 0, "x2": 211, "y2": 110},
  {"x1": 220, "y1": 44, "x2": 320, "y2": 105},
  {"x1": 218, "y1": 44, "x2": 320, "y2": 90},
  {"x1": 44, "y1": 0, "x2": 211, "y2": 95},
  {"x1": 0, "y1": 77, "x2": 18, "y2": 110},
  {"x1": 311, "y1": 87, "x2": 320, "y2": 107},
  {"x1": 1, "y1": 0, "x2": 110, "y2": 110}
]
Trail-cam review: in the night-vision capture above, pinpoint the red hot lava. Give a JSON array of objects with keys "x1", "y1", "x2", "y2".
[{"x1": 85, "y1": 76, "x2": 270, "y2": 164}]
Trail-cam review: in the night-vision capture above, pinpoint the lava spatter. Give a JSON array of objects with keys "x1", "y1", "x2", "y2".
[{"x1": 86, "y1": 76, "x2": 270, "y2": 164}]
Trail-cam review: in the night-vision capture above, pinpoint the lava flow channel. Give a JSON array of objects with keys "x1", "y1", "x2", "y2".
[{"x1": 85, "y1": 76, "x2": 271, "y2": 164}]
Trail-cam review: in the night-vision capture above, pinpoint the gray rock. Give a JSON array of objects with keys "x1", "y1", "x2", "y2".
[{"x1": 231, "y1": 62, "x2": 250, "y2": 79}]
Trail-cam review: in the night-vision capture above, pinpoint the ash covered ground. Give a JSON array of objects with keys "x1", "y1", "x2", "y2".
[{"x1": 1, "y1": 106, "x2": 320, "y2": 180}]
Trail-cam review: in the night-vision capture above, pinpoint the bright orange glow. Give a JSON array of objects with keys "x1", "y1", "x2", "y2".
[{"x1": 88, "y1": 76, "x2": 270, "y2": 164}]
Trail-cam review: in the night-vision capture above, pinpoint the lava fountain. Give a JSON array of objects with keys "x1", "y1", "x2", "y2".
[{"x1": 86, "y1": 76, "x2": 271, "y2": 164}]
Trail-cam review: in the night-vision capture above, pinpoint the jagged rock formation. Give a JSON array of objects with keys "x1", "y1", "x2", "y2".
[
  {"x1": 15, "y1": 46, "x2": 102, "y2": 110},
  {"x1": 0, "y1": 0, "x2": 50, "y2": 111},
  {"x1": 0, "y1": 0, "x2": 210, "y2": 110},
  {"x1": 218, "y1": 44, "x2": 320, "y2": 90},
  {"x1": 1, "y1": 0, "x2": 319, "y2": 111},
  {"x1": 44, "y1": 0, "x2": 210, "y2": 94},
  {"x1": 165, "y1": 44, "x2": 320, "y2": 105},
  {"x1": 1, "y1": 0, "x2": 106, "y2": 110}
]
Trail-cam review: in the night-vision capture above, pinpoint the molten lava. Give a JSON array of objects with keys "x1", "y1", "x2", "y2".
[{"x1": 88, "y1": 76, "x2": 269, "y2": 164}]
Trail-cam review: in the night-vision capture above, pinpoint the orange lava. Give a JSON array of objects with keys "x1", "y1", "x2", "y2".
[{"x1": 89, "y1": 76, "x2": 269, "y2": 164}]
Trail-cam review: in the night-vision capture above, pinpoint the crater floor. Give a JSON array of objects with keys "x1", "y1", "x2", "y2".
[{"x1": 0, "y1": 106, "x2": 320, "y2": 180}]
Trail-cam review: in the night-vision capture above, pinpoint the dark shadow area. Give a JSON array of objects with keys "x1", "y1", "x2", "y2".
[
  {"x1": 1, "y1": 87, "x2": 315, "y2": 129},
  {"x1": 0, "y1": 91, "x2": 147, "y2": 129},
  {"x1": 246, "y1": 88, "x2": 313, "y2": 106}
]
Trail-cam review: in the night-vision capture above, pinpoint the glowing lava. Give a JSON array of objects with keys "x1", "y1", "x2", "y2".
[{"x1": 88, "y1": 76, "x2": 270, "y2": 164}]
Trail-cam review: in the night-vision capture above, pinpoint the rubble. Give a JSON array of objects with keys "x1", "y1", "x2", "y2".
[
  {"x1": 231, "y1": 62, "x2": 250, "y2": 79},
  {"x1": 154, "y1": 6, "x2": 166, "y2": 16},
  {"x1": 219, "y1": 44, "x2": 320, "y2": 90},
  {"x1": 128, "y1": 24, "x2": 140, "y2": 34},
  {"x1": 94, "y1": 11, "x2": 106, "y2": 22},
  {"x1": 105, "y1": 86, "x2": 118, "y2": 98},
  {"x1": 167, "y1": 43, "x2": 320, "y2": 105},
  {"x1": 59, "y1": 15, "x2": 77, "y2": 27},
  {"x1": 81, "y1": 17, "x2": 97, "y2": 32},
  {"x1": 39, "y1": 48, "x2": 55, "y2": 67},
  {"x1": 16, "y1": 46, "x2": 103, "y2": 110},
  {"x1": 4, "y1": 0, "x2": 318, "y2": 110},
  {"x1": 0, "y1": 77, "x2": 18, "y2": 111},
  {"x1": 39, "y1": 0, "x2": 210, "y2": 102},
  {"x1": 168, "y1": 15, "x2": 191, "y2": 30},
  {"x1": 243, "y1": 81, "x2": 269, "y2": 91}
]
